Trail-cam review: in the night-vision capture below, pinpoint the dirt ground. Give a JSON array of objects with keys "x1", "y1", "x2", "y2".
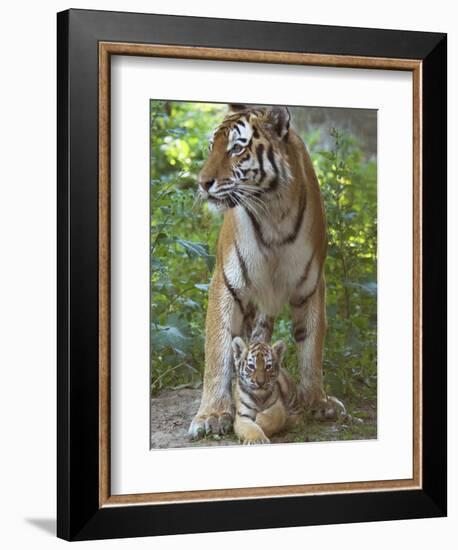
[{"x1": 150, "y1": 388, "x2": 377, "y2": 449}]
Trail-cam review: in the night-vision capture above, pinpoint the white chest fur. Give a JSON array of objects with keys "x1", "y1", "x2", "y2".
[{"x1": 224, "y1": 207, "x2": 315, "y2": 316}]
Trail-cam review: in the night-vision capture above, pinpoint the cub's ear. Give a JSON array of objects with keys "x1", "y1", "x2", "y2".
[
  {"x1": 232, "y1": 336, "x2": 247, "y2": 362},
  {"x1": 267, "y1": 106, "x2": 290, "y2": 140},
  {"x1": 228, "y1": 103, "x2": 248, "y2": 113},
  {"x1": 272, "y1": 340, "x2": 286, "y2": 365}
]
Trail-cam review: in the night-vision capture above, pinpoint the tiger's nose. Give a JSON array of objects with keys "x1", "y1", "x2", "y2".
[{"x1": 199, "y1": 178, "x2": 215, "y2": 192}]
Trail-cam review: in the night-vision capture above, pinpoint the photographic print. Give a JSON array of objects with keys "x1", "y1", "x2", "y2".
[{"x1": 150, "y1": 100, "x2": 377, "y2": 449}]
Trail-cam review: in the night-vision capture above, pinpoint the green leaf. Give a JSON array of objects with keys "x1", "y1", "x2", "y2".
[
  {"x1": 151, "y1": 324, "x2": 193, "y2": 355},
  {"x1": 175, "y1": 239, "x2": 214, "y2": 270},
  {"x1": 151, "y1": 257, "x2": 164, "y2": 272},
  {"x1": 175, "y1": 238, "x2": 207, "y2": 256},
  {"x1": 194, "y1": 283, "x2": 209, "y2": 291}
]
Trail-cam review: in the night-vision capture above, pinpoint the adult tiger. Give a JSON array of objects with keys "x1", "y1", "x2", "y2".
[{"x1": 188, "y1": 104, "x2": 345, "y2": 439}]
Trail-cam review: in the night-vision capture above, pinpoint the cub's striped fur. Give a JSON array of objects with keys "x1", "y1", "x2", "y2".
[
  {"x1": 232, "y1": 338, "x2": 301, "y2": 444},
  {"x1": 189, "y1": 104, "x2": 346, "y2": 440}
]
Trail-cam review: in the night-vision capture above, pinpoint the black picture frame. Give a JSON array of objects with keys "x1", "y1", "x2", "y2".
[{"x1": 57, "y1": 8, "x2": 447, "y2": 541}]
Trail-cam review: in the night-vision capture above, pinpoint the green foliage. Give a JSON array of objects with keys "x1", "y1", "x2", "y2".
[
  {"x1": 315, "y1": 128, "x2": 377, "y2": 405},
  {"x1": 150, "y1": 101, "x2": 377, "y2": 409},
  {"x1": 150, "y1": 101, "x2": 225, "y2": 393}
]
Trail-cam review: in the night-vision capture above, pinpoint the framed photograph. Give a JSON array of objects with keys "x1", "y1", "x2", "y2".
[{"x1": 57, "y1": 9, "x2": 447, "y2": 541}]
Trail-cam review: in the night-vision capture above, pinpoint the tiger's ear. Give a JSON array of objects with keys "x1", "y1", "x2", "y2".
[
  {"x1": 267, "y1": 106, "x2": 290, "y2": 140},
  {"x1": 232, "y1": 336, "x2": 247, "y2": 363},
  {"x1": 228, "y1": 103, "x2": 248, "y2": 113},
  {"x1": 272, "y1": 340, "x2": 286, "y2": 365}
]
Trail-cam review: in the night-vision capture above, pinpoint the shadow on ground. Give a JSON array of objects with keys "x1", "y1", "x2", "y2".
[
  {"x1": 151, "y1": 388, "x2": 376, "y2": 449},
  {"x1": 25, "y1": 518, "x2": 56, "y2": 536}
]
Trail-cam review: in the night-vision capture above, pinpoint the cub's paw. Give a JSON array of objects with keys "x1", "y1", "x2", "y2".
[
  {"x1": 309, "y1": 396, "x2": 347, "y2": 421},
  {"x1": 238, "y1": 425, "x2": 270, "y2": 445},
  {"x1": 188, "y1": 412, "x2": 233, "y2": 440},
  {"x1": 242, "y1": 436, "x2": 270, "y2": 445}
]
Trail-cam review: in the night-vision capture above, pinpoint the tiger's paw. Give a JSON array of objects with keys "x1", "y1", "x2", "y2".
[
  {"x1": 188, "y1": 411, "x2": 233, "y2": 440},
  {"x1": 309, "y1": 395, "x2": 347, "y2": 421},
  {"x1": 237, "y1": 425, "x2": 270, "y2": 445},
  {"x1": 241, "y1": 436, "x2": 270, "y2": 445}
]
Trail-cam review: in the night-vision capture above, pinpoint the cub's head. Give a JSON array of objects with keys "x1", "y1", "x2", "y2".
[
  {"x1": 198, "y1": 104, "x2": 292, "y2": 213},
  {"x1": 231, "y1": 337, "x2": 286, "y2": 391}
]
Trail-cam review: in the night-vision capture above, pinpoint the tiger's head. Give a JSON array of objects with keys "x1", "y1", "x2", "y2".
[
  {"x1": 198, "y1": 104, "x2": 292, "y2": 213},
  {"x1": 231, "y1": 337, "x2": 286, "y2": 391}
]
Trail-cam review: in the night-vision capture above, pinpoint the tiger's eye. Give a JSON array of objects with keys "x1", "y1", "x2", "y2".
[{"x1": 231, "y1": 144, "x2": 244, "y2": 155}]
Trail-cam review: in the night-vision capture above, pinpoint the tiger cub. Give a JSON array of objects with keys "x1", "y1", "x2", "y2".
[{"x1": 231, "y1": 337, "x2": 302, "y2": 445}]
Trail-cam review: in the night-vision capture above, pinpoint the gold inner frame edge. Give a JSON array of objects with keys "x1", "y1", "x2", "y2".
[{"x1": 98, "y1": 42, "x2": 422, "y2": 507}]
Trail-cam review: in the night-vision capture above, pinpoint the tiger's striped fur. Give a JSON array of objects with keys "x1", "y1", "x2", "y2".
[
  {"x1": 232, "y1": 338, "x2": 301, "y2": 444},
  {"x1": 188, "y1": 104, "x2": 346, "y2": 440}
]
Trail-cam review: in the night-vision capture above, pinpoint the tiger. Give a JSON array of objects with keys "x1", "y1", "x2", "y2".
[
  {"x1": 232, "y1": 337, "x2": 302, "y2": 444},
  {"x1": 188, "y1": 103, "x2": 346, "y2": 439}
]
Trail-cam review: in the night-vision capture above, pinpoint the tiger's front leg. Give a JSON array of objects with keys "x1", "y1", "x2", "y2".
[
  {"x1": 290, "y1": 274, "x2": 346, "y2": 420},
  {"x1": 188, "y1": 267, "x2": 244, "y2": 439}
]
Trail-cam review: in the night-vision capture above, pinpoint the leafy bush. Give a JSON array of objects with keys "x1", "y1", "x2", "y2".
[{"x1": 150, "y1": 101, "x2": 377, "y2": 408}]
